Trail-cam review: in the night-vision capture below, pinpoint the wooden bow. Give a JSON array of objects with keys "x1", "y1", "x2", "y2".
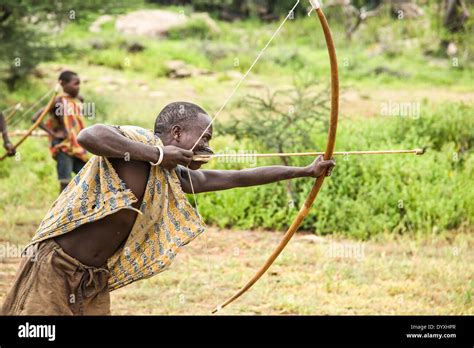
[
  {"x1": 212, "y1": 1, "x2": 339, "y2": 313},
  {"x1": 0, "y1": 84, "x2": 59, "y2": 161}
]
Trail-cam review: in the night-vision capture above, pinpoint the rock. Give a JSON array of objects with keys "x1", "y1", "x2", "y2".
[
  {"x1": 89, "y1": 15, "x2": 113, "y2": 33},
  {"x1": 89, "y1": 39, "x2": 109, "y2": 50},
  {"x1": 171, "y1": 68, "x2": 192, "y2": 79},
  {"x1": 373, "y1": 66, "x2": 409, "y2": 78},
  {"x1": 165, "y1": 60, "x2": 186, "y2": 71},
  {"x1": 446, "y1": 42, "x2": 458, "y2": 57},
  {"x1": 247, "y1": 80, "x2": 265, "y2": 88},
  {"x1": 116, "y1": 10, "x2": 187, "y2": 37},
  {"x1": 120, "y1": 41, "x2": 146, "y2": 53},
  {"x1": 165, "y1": 60, "x2": 213, "y2": 79},
  {"x1": 193, "y1": 68, "x2": 213, "y2": 76},
  {"x1": 165, "y1": 60, "x2": 191, "y2": 78}
]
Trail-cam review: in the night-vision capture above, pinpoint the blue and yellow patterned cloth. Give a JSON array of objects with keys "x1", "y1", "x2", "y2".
[{"x1": 25, "y1": 125, "x2": 206, "y2": 291}]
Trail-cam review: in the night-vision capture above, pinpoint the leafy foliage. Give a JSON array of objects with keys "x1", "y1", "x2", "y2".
[
  {"x1": 197, "y1": 102, "x2": 473, "y2": 238},
  {"x1": 0, "y1": 0, "x2": 125, "y2": 90}
]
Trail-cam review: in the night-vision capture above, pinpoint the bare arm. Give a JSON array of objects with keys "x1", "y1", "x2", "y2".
[
  {"x1": 0, "y1": 112, "x2": 8, "y2": 142},
  {"x1": 77, "y1": 124, "x2": 159, "y2": 162},
  {"x1": 77, "y1": 124, "x2": 194, "y2": 167},
  {"x1": 177, "y1": 157, "x2": 336, "y2": 194},
  {"x1": 0, "y1": 112, "x2": 15, "y2": 156}
]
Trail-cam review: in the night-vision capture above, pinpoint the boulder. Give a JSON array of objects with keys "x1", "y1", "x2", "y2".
[
  {"x1": 165, "y1": 60, "x2": 192, "y2": 79},
  {"x1": 165, "y1": 60, "x2": 213, "y2": 79},
  {"x1": 116, "y1": 10, "x2": 187, "y2": 37},
  {"x1": 121, "y1": 41, "x2": 146, "y2": 53}
]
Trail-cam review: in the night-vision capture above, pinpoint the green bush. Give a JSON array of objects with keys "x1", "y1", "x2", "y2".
[
  {"x1": 195, "y1": 102, "x2": 473, "y2": 238},
  {"x1": 168, "y1": 17, "x2": 219, "y2": 40}
]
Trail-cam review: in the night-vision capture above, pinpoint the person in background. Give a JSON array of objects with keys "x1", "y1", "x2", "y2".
[{"x1": 32, "y1": 70, "x2": 89, "y2": 192}]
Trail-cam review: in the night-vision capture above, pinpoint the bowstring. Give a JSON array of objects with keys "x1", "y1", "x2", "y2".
[
  {"x1": 189, "y1": 0, "x2": 301, "y2": 153},
  {"x1": 5, "y1": 104, "x2": 22, "y2": 123},
  {"x1": 184, "y1": 0, "x2": 301, "y2": 309},
  {"x1": 8, "y1": 88, "x2": 56, "y2": 128},
  {"x1": 1, "y1": 104, "x2": 16, "y2": 114}
]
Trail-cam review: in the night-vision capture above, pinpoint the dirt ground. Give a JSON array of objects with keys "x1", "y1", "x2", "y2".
[{"x1": 1, "y1": 228, "x2": 472, "y2": 315}]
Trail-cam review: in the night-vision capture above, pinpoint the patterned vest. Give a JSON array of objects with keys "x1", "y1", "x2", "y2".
[{"x1": 25, "y1": 125, "x2": 206, "y2": 291}]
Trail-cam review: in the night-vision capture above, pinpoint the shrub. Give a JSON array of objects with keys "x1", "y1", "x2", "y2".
[{"x1": 196, "y1": 102, "x2": 473, "y2": 238}]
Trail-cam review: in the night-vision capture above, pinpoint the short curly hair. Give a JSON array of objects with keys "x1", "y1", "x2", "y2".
[
  {"x1": 155, "y1": 101, "x2": 208, "y2": 135},
  {"x1": 58, "y1": 70, "x2": 78, "y2": 83}
]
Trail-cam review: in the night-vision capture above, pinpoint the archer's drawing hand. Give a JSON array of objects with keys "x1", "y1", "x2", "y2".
[
  {"x1": 307, "y1": 155, "x2": 336, "y2": 178},
  {"x1": 161, "y1": 145, "x2": 193, "y2": 170}
]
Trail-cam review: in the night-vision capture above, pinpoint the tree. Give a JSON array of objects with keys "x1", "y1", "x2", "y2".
[
  {"x1": 443, "y1": 0, "x2": 470, "y2": 32},
  {"x1": 0, "y1": 1, "x2": 120, "y2": 90}
]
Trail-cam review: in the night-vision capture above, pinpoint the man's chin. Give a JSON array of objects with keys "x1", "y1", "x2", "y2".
[{"x1": 188, "y1": 161, "x2": 203, "y2": 170}]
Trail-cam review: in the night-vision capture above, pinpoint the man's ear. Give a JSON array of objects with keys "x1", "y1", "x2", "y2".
[{"x1": 171, "y1": 124, "x2": 182, "y2": 141}]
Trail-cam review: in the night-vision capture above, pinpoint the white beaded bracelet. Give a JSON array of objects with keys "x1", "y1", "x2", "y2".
[{"x1": 149, "y1": 145, "x2": 164, "y2": 166}]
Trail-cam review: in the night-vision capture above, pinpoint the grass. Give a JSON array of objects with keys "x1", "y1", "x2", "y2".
[
  {"x1": 113, "y1": 228, "x2": 474, "y2": 315},
  {"x1": 53, "y1": 1, "x2": 473, "y2": 89},
  {"x1": 1, "y1": 228, "x2": 471, "y2": 314},
  {"x1": 0, "y1": 3, "x2": 472, "y2": 315}
]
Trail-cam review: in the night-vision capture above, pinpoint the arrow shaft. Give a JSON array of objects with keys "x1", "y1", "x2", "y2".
[{"x1": 193, "y1": 149, "x2": 425, "y2": 161}]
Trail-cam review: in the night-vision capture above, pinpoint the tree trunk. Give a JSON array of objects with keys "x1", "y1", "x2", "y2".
[{"x1": 443, "y1": 0, "x2": 470, "y2": 33}]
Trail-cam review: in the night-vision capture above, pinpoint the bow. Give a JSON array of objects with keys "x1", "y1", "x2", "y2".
[
  {"x1": 0, "y1": 84, "x2": 60, "y2": 161},
  {"x1": 212, "y1": 0, "x2": 339, "y2": 313}
]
